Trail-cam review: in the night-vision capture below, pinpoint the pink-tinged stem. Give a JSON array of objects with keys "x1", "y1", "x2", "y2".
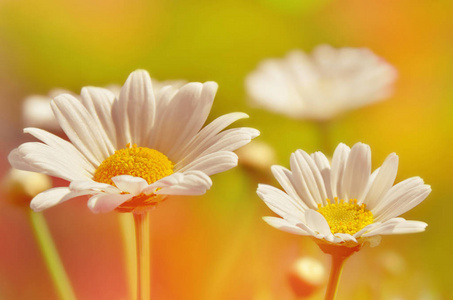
[
  {"x1": 324, "y1": 253, "x2": 346, "y2": 300},
  {"x1": 317, "y1": 243, "x2": 360, "y2": 300},
  {"x1": 133, "y1": 212, "x2": 151, "y2": 300}
]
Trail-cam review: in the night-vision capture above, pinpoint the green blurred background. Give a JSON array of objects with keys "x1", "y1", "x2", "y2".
[{"x1": 0, "y1": 0, "x2": 452, "y2": 299}]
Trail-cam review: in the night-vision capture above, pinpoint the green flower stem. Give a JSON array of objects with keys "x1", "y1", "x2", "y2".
[
  {"x1": 133, "y1": 212, "x2": 151, "y2": 300},
  {"x1": 119, "y1": 213, "x2": 137, "y2": 300},
  {"x1": 28, "y1": 211, "x2": 76, "y2": 300}
]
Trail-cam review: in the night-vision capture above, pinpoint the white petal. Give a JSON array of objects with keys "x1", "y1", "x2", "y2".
[
  {"x1": 143, "y1": 171, "x2": 212, "y2": 196},
  {"x1": 295, "y1": 222, "x2": 317, "y2": 237},
  {"x1": 334, "y1": 233, "x2": 358, "y2": 243},
  {"x1": 175, "y1": 127, "x2": 259, "y2": 170},
  {"x1": 152, "y1": 82, "x2": 218, "y2": 156},
  {"x1": 305, "y1": 209, "x2": 331, "y2": 236},
  {"x1": 311, "y1": 151, "x2": 333, "y2": 200},
  {"x1": 289, "y1": 150, "x2": 325, "y2": 209},
  {"x1": 24, "y1": 127, "x2": 95, "y2": 173},
  {"x1": 361, "y1": 153, "x2": 398, "y2": 209},
  {"x1": 145, "y1": 85, "x2": 179, "y2": 146},
  {"x1": 177, "y1": 151, "x2": 238, "y2": 176},
  {"x1": 330, "y1": 143, "x2": 350, "y2": 199},
  {"x1": 271, "y1": 165, "x2": 309, "y2": 210},
  {"x1": 171, "y1": 112, "x2": 250, "y2": 161},
  {"x1": 88, "y1": 193, "x2": 133, "y2": 213},
  {"x1": 257, "y1": 184, "x2": 305, "y2": 222},
  {"x1": 8, "y1": 148, "x2": 43, "y2": 173},
  {"x1": 342, "y1": 143, "x2": 371, "y2": 200},
  {"x1": 69, "y1": 180, "x2": 119, "y2": 194},
  {"x1": 362, "y1": 218, "x2": 427, "y2": 237},
  {"x1": 113, "y1": 70, "x2": 156, "y2": 146},
  {"x1": 111, "y1": 175, "x2": 149, "y2": 195},
  {"x1": 295, "y1": 150, "x2": 328, "y2": 205},
  {"x1": 80, "y1": 87, "x2": 118, "y2": 152},
  {"x1": 9, "y1": 142, "x2": 91, "y2": 181},
  {"x1": 353, "y1": 222, "x2": 381, "y2": 238},
  {"x1": 262, "y1": 217, "x2": 310, "y2": 236},
  {"x1": 51, "y1": 94, "x2": 110, "y2": 165},
  {"x1": 373, "y1": 179, "x2": 431, "y2": 222},
  {"x1": 373, "y1": 177, "x2": 423, "y2": 212},
  {"x1": 30, "y1": 187, "x2": 85, "y2": 212}
]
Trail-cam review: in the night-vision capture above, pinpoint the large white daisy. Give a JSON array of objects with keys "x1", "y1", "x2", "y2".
[
  {"x1": 257, "y1": 142, "x2": 430, "y2": 248},
  {"x1": 246, "y1": 45, "x2": 397, "y2": 121},
  {"x1": 9, "y1": 70, "x2": 259, "y2": 213}
]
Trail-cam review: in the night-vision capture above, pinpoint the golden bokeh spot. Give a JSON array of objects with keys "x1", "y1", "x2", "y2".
[
  {"x1": 317, "y1": 197, "x2": 374, "y2": 235},
  {"x1": 93, "y1": 144, "x2": 174, "y2": 186}
]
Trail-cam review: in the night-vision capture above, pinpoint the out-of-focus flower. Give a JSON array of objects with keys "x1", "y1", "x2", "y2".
[
  {"x1": 9, "y1": 70, "x2": 259, "y2": 213},
  {"x1": 377, "y1": 250, "x2": 406, "y2": 276},
  {"x1": 2, "y1": 168, "x2": 52, "y2": 207},
  {"x1": 257, "y1": 142, "x2": 430, "y2": 249},
  {"x1": 236, "y1": 140, "x2": 276, "y2": 172},
  {"x1": 23, "y1": 89, "x2": 77, "y2": 131},
  {"x1": 287, "y1": 256, "x2": 325, "y2": 298},
  {"x1": 246, "y1": 45, "x2": 397, "y2": 120}
]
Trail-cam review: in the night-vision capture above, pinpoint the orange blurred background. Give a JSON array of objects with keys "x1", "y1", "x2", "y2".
[{"x1": 0, "y1": 0, "x2": 452, "y2": 299}]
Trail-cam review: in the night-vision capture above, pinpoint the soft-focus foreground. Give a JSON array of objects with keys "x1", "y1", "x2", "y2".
[{"x1": 0, "y1": 0, "x2": 451, "y2": 299}]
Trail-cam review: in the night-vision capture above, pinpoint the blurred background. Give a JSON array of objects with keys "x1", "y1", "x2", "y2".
[{"x1": 0, "y1": 0, "x2": 452, "y2": 299}]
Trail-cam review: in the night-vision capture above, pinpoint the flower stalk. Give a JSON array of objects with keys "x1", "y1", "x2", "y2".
[
  {"x1": 119, "y1": 213, "x2": 137, "y2": 300},
  {"x1": 318, "y1": 243, "x2": 359, "y2": 300},
  {"x1": 29, "y1": 211, "x2": 76, "y2": 300},
  {"x1": 324, "y1": 253, "x2": 346, "y2": 300},
  {"x1": 133, "y1": 212, "x2": 151, "y2": 300}
]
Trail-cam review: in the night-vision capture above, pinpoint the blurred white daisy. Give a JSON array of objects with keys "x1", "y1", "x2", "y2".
[
  {"x1": 257, "y1": 142, "x2": 430, "y2": 248},
  {"x1": 23, "y1": 89, "x2": 77, "y2": 131},
  {"x1": 246, "y1": 45, "x2": 397, "y2": 120},
  {"x1": 9, "y1": 70, "x2": 259, "y2": 213}
]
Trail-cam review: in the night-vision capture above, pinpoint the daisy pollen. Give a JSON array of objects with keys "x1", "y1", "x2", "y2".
[
  {"x1": 317, "y1": 198, "x2": 374, "y2": 235},
  {"x1": 93, "y1": 144, "x2": 174, "y2": 186}
]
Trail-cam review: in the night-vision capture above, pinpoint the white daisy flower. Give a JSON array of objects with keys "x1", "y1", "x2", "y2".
[
  {"x1": 257, "y1": 142, "x2": 430, "y2": 248},
  {"x1": 246, "y1": 45, "x2": 398, "y2": 120},
  {"x1": 9, "y1": 70, "x2": 259, "y2": 214}
]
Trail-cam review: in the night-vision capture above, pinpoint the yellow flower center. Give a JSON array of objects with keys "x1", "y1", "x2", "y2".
[
  {"x1": 93, "y1": 144, "x2": 174, "y2": 186},
  {"x1": 317, "y1": 198, "x2": 374, "y2": 235}
]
